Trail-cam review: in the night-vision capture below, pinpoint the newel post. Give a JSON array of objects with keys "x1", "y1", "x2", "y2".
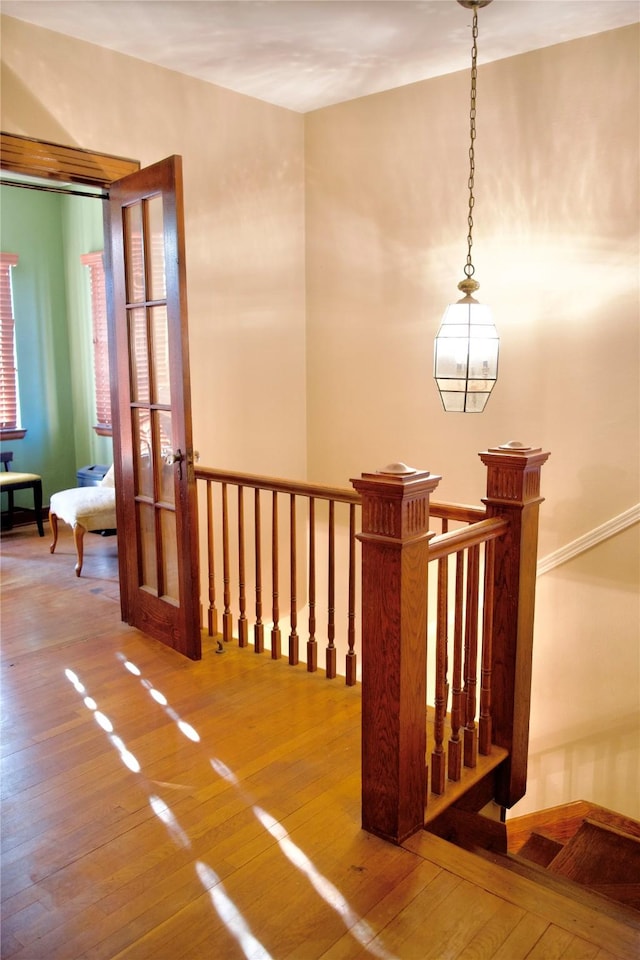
[
  {"x1": 479, "y1": 441, "x2": 550, "y2": 808},
  {"x1": 352, "y1": 463, "x2": 441, "y2": 844}
]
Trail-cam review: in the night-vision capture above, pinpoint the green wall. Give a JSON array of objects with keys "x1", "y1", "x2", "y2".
[{"x1": 0, "y1": 184, "x2": 112, "y2": 507}]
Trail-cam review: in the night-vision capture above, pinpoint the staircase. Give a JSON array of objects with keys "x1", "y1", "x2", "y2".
[
  {"x1": 426, "y1": 798, "x2": 640, "y2": 925},
  {"x1": 507, "y1": 801, "x2": 640, "y2": 912}
]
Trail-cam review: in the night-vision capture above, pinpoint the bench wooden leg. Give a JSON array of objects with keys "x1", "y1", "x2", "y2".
[
  {"x1": 49, "y1": 510, "x2": 59, "y2": 554},
  {"x1": 33, "y1": 479, "x2": 44, "y2": 537},
  {"x1": 72, "y1": 523, "x2": 86, "y2": 577},
  {"x1": 1, "y1": 479, "x2": 44, "y2": 535}
]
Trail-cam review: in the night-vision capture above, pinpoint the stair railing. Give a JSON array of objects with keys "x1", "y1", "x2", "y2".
[
  {"x1": 195, "y1": 466, "x2": 487, "y2": 685},
  {"x1": 353, "y1": 443, "x2": 549, "y2": 843},
  {"x1": 195, "y1": 466, "x2": 361, "y2": 683},
  {"x1": 196, "y1": 442, "x2": 549, "y2": 846}
]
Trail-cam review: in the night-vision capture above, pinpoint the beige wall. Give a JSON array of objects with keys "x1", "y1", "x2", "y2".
[
  {"x1": 305, "y1": 24, "x2": 639, "y2": 818},
  {"x1": 2, "y1": 16, "x2": 638, "y2": 819},
  {"x1": 527, "y1": 525, "x2": 639, "y2": 817},
  {"x1": 305, "y1": 26, "x2": 639, "y2": 539}
]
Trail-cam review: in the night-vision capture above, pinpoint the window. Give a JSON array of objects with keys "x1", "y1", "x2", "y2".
[
  {"x1": 0, "y1": 252, "x2": 26, "y2": 440},
  {"x1": 81, "y1": 252, "x2": 112, "y2": 436}
]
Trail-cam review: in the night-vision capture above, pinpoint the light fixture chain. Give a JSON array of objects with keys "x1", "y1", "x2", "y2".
[{"x1": 464, "y1": 6, "x2": 479, "y2": 279}]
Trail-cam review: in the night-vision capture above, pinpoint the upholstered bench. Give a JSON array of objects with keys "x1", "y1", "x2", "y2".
[
  {"x1": 0, "y1": 451, "x2": 44, "y2": 536},
  {"x1": 49, "y1": 465, "x2": 116, "y2": 576}
]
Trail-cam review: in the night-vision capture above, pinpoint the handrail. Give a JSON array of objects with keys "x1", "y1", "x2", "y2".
[
  {"x1": 195, "y1": 466, "x2": 360, "y2": 505},
  {"x1": 428, "y1": 516, "x2": 509, "y2": 562},
  {"x1": 195, "y1": 467, "x2": 486, "y2": 524},
  {"x1": 430, "y1": 501, "x2": 487, "y2": 524}
]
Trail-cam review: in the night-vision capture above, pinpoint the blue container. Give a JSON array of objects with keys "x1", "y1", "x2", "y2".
[{"x1": 77, "y1": 464, "x2": 109, "y2": 487}]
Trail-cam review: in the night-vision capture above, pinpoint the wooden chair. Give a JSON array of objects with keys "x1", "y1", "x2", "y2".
[
  {"x1": 0, "y1": 451, "x2": 44, "y2": 536},
  {"x1": 49, "y1": 465, "x2": 117, "y2": 576}
]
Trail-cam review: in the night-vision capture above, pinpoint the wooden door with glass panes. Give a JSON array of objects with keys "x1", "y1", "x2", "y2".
[{"x1": 107, "y1": 155, "x2": 200, "y2": 659}]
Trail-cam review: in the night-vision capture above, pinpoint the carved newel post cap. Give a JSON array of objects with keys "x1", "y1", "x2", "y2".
[
  {"x1": 378, "y1": 462, "x2": 421, "y2": 477},
  {"x1": 487, "y1": 441, "x2": 542, "y2": 455},
  {"x1": 500, "y1": 441, "x2": 529, "y2": 450}
]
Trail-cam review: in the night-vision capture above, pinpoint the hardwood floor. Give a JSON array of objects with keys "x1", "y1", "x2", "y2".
[{"x1": 1, "y1": 524, "x2": 639, "y2": 959}]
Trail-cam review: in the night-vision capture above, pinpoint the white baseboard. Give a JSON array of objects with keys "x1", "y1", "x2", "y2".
[{"x1": 537, "y1": 503, "x2": 640, "y2": 577}]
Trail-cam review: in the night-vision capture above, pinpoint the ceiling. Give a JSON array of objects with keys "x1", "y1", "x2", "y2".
[{"x1": 2, "y1": 0, "x2": 638, "y2": 113}]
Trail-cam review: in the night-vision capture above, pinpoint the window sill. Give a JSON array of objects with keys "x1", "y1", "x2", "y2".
[{"x1": 0, "y1": 428, "x2": 27, "y2": 441}]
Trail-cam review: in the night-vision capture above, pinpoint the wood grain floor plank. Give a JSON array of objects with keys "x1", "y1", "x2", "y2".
[
  {"x1": 560, "y1": 938, "x2": 603, "y2": 959},
  {"x1": 524, "y1": 925, "x2": 575, "y2": 959},
  {"x1": 316, "y1": 860, "x2": 441, "y2": 959},
  {"x1": 490, "y1": 914, "x2": 550, "y2": 960},
  {"x1": 453, "y1": 900, "x2": 526, "y2": 960},
  {"x1": 2, "y1": 526, "x2": 638, "y2": 960},
  {"x1": 403, "y1": 832, "x2": 640, "y2": 959}
]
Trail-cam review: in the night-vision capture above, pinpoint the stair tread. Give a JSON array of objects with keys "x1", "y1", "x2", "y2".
[
  {"x1": 508, "y1": 801, "x2": 640, "y2": 852},
  {"x1": 482, "y1": 847, "x2": 640, "y2": 926},
  {"x1": 548, "y1": 818, "x2": 640, "y2": 908},
  {"x1": 582, "y1": 816, "x2": 640, "y2": 844},
  {"x1": 518, "y1": 831, "x2": 564, "y2": 867}
]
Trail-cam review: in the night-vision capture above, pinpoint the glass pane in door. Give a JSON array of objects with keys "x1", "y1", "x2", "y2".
[
  {"x1": 154, "y1": 409, "x2": 175, "y2": 506},
  {"x1": 138, "y1": 501, "x2": 158, "y2": 593},
  {"x1": 160, "y1": 509, "x2": 179, "y2": 602},
  {"x1": 133, "y1": 408, "x2": 153, "y2": 499},
  {"x1": 147, "y1": 195, "x2": 166, "y2": 301},
  {"x1": 129, "y1": 307, "x2": 150, "y2": 403},
  {"x1": 150, "y1": 305, "x2": 170, "y2": 405},
  {"x1": 124, "y1": 202, "x2": 144, "y2": 303}
]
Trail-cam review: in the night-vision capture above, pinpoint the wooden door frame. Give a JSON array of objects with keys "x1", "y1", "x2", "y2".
[
  {"x1": 0, "y1": 132, "x2": 139, "y2": 187},
  {"x1": 0, "y1": 131, "x2": 138, "y2": 610},
  {"x1": 2, "y1": 134, "x2": 201, "y2": 657}
]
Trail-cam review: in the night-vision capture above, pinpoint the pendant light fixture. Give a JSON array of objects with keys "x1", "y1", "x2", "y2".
[{"x1": 434, "y1": 0, "x2": 499, "y2": 413}]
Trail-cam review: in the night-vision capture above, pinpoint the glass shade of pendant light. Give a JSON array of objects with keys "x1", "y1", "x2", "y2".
[{"x1": 434, "y1": 0, "x2": 499, "y2": 413}]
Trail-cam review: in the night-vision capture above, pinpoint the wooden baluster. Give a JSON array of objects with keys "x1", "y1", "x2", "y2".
[
  {"x1": 289, "y1": 495, "x2": 299, "y2": 665},
  {"x1": 441, "y1": 519, "x2": 450, "y2": 713},
  {"x1": 237, "y1": 486, "x2": 248, "y2": 647},
  {"x1": 307, "y1": 497, "x2": 317, "y2": 672},
  {"x1": 430, "y1": 551, "x2": 448, "y2": 794},
  {"x1": 326, "y1": 499, "x2": 337, "y2": 679},
  {"x1": 479, "y1": 443, "x2": 550, "y2": 807},
  {"x1": 254, "y1": 489, "x2": 264, "y2": 653},
  {"x1": 271, "y1": 492, "x2": 281, "y2": 659},
  {"x1": 345, "y1": 503, "x2": 357, "y2": 686},
  {"x1": 479, "y1": 539, "x2": 495, "y2": 754},
  {"x1": 206, "y1": 480, "x2": 218, "y2": 637},
  {"x1": 463, "y1": 544, "x2": 480, "y2": 768},
  {"x1": 448, "y1": 550, "x2": 465, "y2": 781},
  {"x1": 221, "y1": 483, "x2": 233, "y2": 643}
]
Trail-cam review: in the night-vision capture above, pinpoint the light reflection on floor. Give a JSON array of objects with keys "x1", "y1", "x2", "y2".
[
  {"x1": 149, "y1": 795, "x2": 191, "y2": 849},
  {"x1": 62, "y1": 656, "x2": 396, "y2": 959},
  {"x1": 253, "y1": 806, "x2": 395, "y2": 960},
  {"x1": 196, "y1": 862, "x2": 274, "y2": 960},
  {"x1": 64, "y1": 668, "x2": 141, "y2": 772},
  {"x1": 117, "y1": 652, "x2": 200, "y2": 741}
]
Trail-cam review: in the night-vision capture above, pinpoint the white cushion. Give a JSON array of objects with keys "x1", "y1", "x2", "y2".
[{"x1": 50, "y1": 485, "x2": 116, "y2": 531}]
